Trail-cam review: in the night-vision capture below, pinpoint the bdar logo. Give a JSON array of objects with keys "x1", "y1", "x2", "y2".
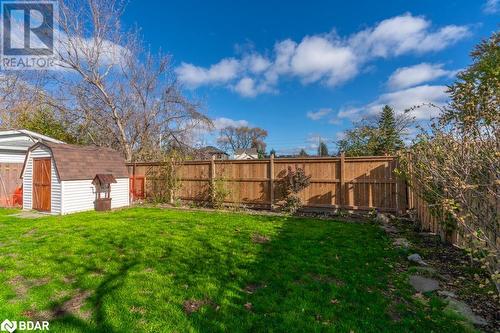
[{"x1": 0, "y1": 319, "x2": 17, "y2": 333}]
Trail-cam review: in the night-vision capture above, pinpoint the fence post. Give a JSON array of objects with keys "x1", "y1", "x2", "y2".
[
  {"x1": 395, "y1": 158, "x2": 400, "y2": 215},
  {"x1": 210, "y1": 155, "x2": 216, "y2": 183},
  {"x1": 340, "y1": 152, "x2": 345, "y2": 208},
  {"x1": 269, "y1": 154, "x2": 275, "y2": 210}
]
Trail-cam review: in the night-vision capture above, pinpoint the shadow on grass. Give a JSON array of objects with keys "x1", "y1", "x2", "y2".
[
  {"x1": 44, "y1": 256, "x2": 138, "y2": 333},
  {"x1": 172, "y1": 217, "x2": 398, "y2": 332}
]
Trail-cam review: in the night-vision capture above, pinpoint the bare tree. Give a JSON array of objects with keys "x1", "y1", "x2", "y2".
[
  {"x1": 51, "y1": 0, "x2": 209, "y2": 161},
  {"x1": 0, "y1": 72, "x2": 49, "y2": 128},
  {"x1": 217, "y1": 126, "x2": 268, "y2": 153}
]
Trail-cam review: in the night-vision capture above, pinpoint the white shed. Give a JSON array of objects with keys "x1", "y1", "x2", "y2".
[{"x1": 21, "y1": 142, "x2": 130, "y2": 214}]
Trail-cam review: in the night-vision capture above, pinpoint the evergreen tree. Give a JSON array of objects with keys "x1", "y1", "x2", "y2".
[
  {"x1": 298, "y1": 149, "x2": 308, "y2": 157},
  {"x1": 269, "y1": 148, "x2": 277, "y2": 157},
  {"x1": 317, "y1": 141, "x2": 329, "y2": 156},
  {"x1": 375, "y1": 105, "x2": 404, "y2": 155}
]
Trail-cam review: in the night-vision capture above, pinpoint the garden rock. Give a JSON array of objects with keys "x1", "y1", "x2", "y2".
[
  {"x1": 407, "y1": 253, "x2": 428, "y2": 266},
  {"x1": 409, "y1": 275, "x2": 439, "y2": 293},
  {"x1": 380, "y1": 224, "x2": 398, "y2": 234},
  {"x1": 413, "y1": 266, "x2": 436, "y2": 274},
  {"x1": 376, "y1": 212, "x2": 390, "y2": 224},
  {"x1": 444, "y1": 298, "x2": 488, "y2": 326},
  {"x1": 393, "y1": 238, "x2": 410, "y2": 248},
  {"x1": 438, "y1": 290, "x2": 457, "y2": 298}
]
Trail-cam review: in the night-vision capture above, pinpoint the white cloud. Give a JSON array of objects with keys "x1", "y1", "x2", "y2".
[
  {"x1": 388, "y1": 63, "x2": 456, "y2": 89},
  {"x1": 232, "y1": 77, "x2": 273, "y2": 97},
  {"x1": 290, "y1": 35, "x2": 358, "y2": 86},
  {"x1": 176, "y1": 13, "x2": 469, "y2": 97},
  {"x1": 213, "y1": 117, "x2": 249, "y2": 129},
  {"x1": 243, "y1": 54, "x2": 272, "y2": 73},
  {"x1": 307, "y1": 108, "x2": 332, "y2": 120},
  {"x1": 483, "y1": 0, "x2": 499, "y2": 13},
  {"x1": 175, "y1": 58, "x2": 240, "y2": 88},
  {"x1": 350, "y1": 14, "x2": 469, "y2": 58},
  {"x1": 340, "y1": 85, "x2": 448, "y2": 121}
]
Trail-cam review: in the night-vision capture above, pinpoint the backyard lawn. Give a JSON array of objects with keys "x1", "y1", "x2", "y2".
[{"x1": 0, "y1": 207, "x2": 473, "y2": 332}]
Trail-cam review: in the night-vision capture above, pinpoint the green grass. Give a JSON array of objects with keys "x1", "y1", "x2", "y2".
[{"x1": 0, "y1": 208, "x2": 473, "y2": 332}]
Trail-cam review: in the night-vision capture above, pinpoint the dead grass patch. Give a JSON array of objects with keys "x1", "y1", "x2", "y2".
[
  {"x1": 251, "y1": 234, "x2": 270, "y2": 244},
  {"x1": 182, "y1": 298, "x2": 218, "y2": 315},
  {"x1": 243, "y1": 283, "x2": 266, "y2": 294},
  {"x1": 309, "y1": 274, "x2": 345, "y2": 286}
]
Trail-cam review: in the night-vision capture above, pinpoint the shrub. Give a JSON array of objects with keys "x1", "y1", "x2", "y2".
[
  {"x1": 146, "y1": 152, "x2": 183, "y2": 204},
  {"x1": 276, "y1": 166, "x2": 311, "y2": 214},
  {"x1": 398, "y1": 32, "x2": 499, "y2": 293},
  {"x1": 210, "y1": 178, "x2": 230, "y2": 210}
]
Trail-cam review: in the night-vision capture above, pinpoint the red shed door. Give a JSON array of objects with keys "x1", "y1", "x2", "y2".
[{"x1": 33, "y1": 158, "x2": 51, "y2": 212}]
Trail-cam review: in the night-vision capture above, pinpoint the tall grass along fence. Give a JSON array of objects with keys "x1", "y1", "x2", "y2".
[{"x1": 128, "y1": 154, "x2": 408, "y2": 213}]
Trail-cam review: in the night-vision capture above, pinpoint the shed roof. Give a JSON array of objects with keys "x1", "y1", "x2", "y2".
[
  {"x1": 198, "y1": 146, "x2": 228, "y2": 155},
  {"x1": 24, "y1": 142, "x2": 129, "y2": 181},
  {"x1": 0, "y1": 129, "x2": 64, "y2": 152},
  {"x1": 235, "y1": 148, "x2": 258, "y2": 155}
]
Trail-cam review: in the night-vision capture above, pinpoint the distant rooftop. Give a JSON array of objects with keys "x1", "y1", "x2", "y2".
[
  {"x1": 235, "y1": 148, "x2": 258, "y2": 155},
  {"x1": 0, "y1": 129, "x2": 64, "y2": 151}
]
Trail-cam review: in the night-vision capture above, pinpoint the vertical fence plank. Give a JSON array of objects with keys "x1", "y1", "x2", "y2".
[
  {"x1": 269, "y1": 154, "x2": 275, "y2": 210},
  {"x1": 340, "y1": 152, "x2": 345, "y2": 208}
]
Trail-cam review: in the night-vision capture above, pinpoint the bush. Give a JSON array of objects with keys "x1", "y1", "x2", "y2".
[
  {"x1": 281, "y1": 194, "x2": 302, "y2": 214},
  {"x1": 210, "y1": 178, "x2": 230, "y2": 210},
  {"x1": 146, "y1": 152, "x2": 183, "y2": 204},
  {"x1": 276, "y1": 166, "x2": 311, "y2": 214},
  {"x1": 398, "y1": 32, "x2": 499, "y2": 293}
]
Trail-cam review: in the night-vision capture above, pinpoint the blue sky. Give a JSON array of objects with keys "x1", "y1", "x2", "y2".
[{"x1": 123, "y1": 0, "x2": 499, "y2": 155}]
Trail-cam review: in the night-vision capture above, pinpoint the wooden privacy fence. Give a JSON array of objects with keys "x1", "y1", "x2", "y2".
[{"x1": 128, "y1": 154, "x2": 408, "y2": 213}]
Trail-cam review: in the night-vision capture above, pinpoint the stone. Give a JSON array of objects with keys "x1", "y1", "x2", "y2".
[
  {"x1": 413, "y1": 266, "x2": 437, "y2": 275},
  {"x1": 380, "y1": 224, "x2": 398, "y2": 234},
  {"x1": 438, "y1": 290, "x2": 457, "y2": 298},
  {"x1": 407, "y1": 253, "x2": 428, "y2": 266},
  {"x1": 393, "y1": 238, "x2": 411, "y2": 248},
  {"x1": 376, "y1": 212, "x2": 390, "y2": 224},
  {"x1": 444, "y1": 298, "x2": 488, "y2": 326},
  {"x1": 409, "y1": 275, "x2": 439, "y2": 293}
]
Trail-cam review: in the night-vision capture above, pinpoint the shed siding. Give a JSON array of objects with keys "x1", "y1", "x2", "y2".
[
  {"x1": 61, "y1": 178, "x2": 129, "y2": 215},
  {"x1": 110, "y1": 178, "x2": 130, "y2": 209},
  {"x1": 22, "y1": 146, "x2": 62, "y2": 214},
  {"x1": 0, "y1": 151, "x2": 25, "y2": 163}
]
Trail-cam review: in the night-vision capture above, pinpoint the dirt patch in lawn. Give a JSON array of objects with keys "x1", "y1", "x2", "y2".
[
  {"x1": 22, "y1": 228, "x2": 38, "y2": 237},
  {"x1": 52, "y1": 290, "x2": 93, "y2": 319},
  {"x1": 62, "y1": 275, "x2": 76, "y2": 285},
  {"x1": 25, "y1": 289, "x2": 93, "y2": 321},
  {"x1": 309, "y1": 273, "x2": 345, "y2": 286},
  {"x1": 243, "y1": 283, "x2": 266, "y2": 294},
  {"x1": 8, "y1": 276, "x2": 51, "y2": 299},
  {"x1": 183, "y1": 298, "x2": 218, "y2": 315},
  {"x1": 251, "y1": 234, "x2": 270, "y2": 244}
]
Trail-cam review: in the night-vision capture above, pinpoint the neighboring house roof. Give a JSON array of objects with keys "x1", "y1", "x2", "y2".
[
  {"x1": 198, "y1": 146, "x2": 228, "y2": 155},
  {"x1": 235, "y1": 148, "x2": 258, "y2": 155},
  {"x1": 0, "y1": 129, "x2": 64, "y2": 152},
  {"x1": 23, "y1": 142, "x2": 129, "y2": 181}
]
